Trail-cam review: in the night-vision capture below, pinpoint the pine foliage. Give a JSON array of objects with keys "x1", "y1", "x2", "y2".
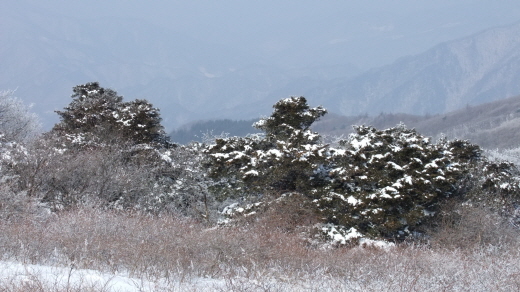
[
  {"x1": 53, "y1": 82, "x2": 169, "y2": 147},
  {"x1": 205, "y1": 96, "x2": 328, "y2": 196},
  {"x1": 206, "y1": 96, "x2": 520, "y2": 242},
  {"x1": 319, "y1": 125, "x2": 481, "y2": 240}
]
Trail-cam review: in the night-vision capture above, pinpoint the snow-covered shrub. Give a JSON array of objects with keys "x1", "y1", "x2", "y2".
[
  {"x1": 53, "y1": 82, "x2": 171, "y2": 148},
  {"x1": 0, "y1": 83, "x2": 219, "y2": 216},
  {"x1": 2, "y1": 135, "x2": 204, "y2": 213},
  {"x1": 206, "y1": 96, "x2": 517, "y2": 244},
  {"x1": 318, "y1": 125, "x2": 482, "y2": 240},
  {"x1": 0, "y1": 184, "x2": 47, "y2": 223},
  {"x1": 139, "y1": 142, "x2": 219, "y2": 221},
  {"x1": 428, "y1": 202, "x2": 518, "y2": 249},
  {"x1": 4, "y1": 137, "x2": 153, "y2": 210},
  {"x1": 3, "y1": 129, "x2": 217, "y2": 218},
  {"x1": 458, "y1": 160, "x2": 520, "y2": 229},
  {"x1": 219, "y1": 192, "x2": 320, "y2": 234},
  {"x1": 205, "y1": 96, "x2": 329, "y2": 198},
  {"x1": 0, "y1": 90, "x2": 41, "y2": 143}
]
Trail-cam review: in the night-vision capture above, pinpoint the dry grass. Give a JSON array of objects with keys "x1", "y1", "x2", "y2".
[
  {"x1": 0, "y1": 204, "x2": 519, "y2": 291},
  {"x1": 425, "y1": 203, "x2": 518, "y2": 250}
]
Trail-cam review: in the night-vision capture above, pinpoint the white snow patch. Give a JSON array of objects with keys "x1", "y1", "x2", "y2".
[
  {"x1": 370, "y1": 153, "x2": 386, "y2": 161},
  {"x1": 159, "y1": 151, "x2": 172, "y2": 163},
  {"x1": 266, "y1": 149, "x2": 283, "y2": 158},
  {"x1": 0, "y1": 261, "x2": 155, "y2": 291},
  {"x1": 347, "y1": 195, "x2": 361, "y2": 206},
  {"x1": 388, "y1": 161, "x2": 403, "y2": 170},
  {"x1": 0, "y1": 261, "x2": 227, "y2": 291},
  {"x1": 243, "y1": 170, "x2": 259, "y2": 177},
  {"x1": 380, "y1": 186, "x2": 399, "y2": 198},
  {"x1": 423, "y1": 209, "x2": 436, "y2": 216},
  {"x1": 322, "y1": 224, "x2": 362, "y2": 245},
  {"x1": 359, "y1": 238, "x2": 395, "y2": 249},
  {"x1": 350, "y1": 137, "x2": 371, "y2": 151}
]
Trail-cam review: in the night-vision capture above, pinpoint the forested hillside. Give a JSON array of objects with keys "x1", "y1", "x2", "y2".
[
  {"x1": 170, "y1": 119, "x2": 261, "y2": 144},
  {"x1": 312, "y1": 94, "x2": 520, "y2": 150}
]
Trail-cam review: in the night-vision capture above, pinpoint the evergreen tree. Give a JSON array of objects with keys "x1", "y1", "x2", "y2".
[
  {"x1": 117, "y1": 99, "x2": 168, "y2": 145},
  {"x1": 54, "y1": 82, "x2": 122, "y2": 136},
  {"x1": 206, "y1": 96, "x2": 520, "y2": 244},
  {"x1": 253, "y1": 96, "x2": 326, "y2": 142},
  {"x1": 318, "y1": 125, "x2": 482, "y2": 240},
  {"x1": 206, "y1": 96, "x2": 328, "y2": 196},
  {"x1": 52, "y1": 82, "x2": 169, "y2": 147}
]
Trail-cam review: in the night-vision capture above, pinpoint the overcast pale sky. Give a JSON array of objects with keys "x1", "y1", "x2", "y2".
[
  {"x1": 11, "y1": 0, "x2": 520, "y2": 69},
  {"x1": 3, "y1": 0, "x2": 520, "y2": 129}
]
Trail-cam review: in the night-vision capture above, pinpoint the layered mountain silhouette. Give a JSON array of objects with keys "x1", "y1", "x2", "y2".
[
  {"x1": 313, "y1": 22, "x2": 520, "y2": 117},
  {"x1": 2, "y1": 1, "x2": 520, "y2": 133}
]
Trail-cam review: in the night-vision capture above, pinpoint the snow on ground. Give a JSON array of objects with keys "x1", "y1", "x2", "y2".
[
  {"x1": 0, "y1": 261, "x2": 155, "y2": 291},
  {"x1": 0, "y1": 261, "x2": 223, "y2": 291}
]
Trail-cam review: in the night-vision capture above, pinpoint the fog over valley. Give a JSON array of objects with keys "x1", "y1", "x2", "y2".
[{"x1": 3, "y1": 1, "x2": 520, "y2": 132}]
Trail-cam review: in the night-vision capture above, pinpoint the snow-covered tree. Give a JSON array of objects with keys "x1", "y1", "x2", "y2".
[
  {"x1": 206, "y1": 96, "x2": 518, "y2": 243},
  {"x1": 0, "y1": 90, "x2": 41, "y2": 142},
  {"x1": 54, "y1": 82, "x2": 122, "y2": 134},
  {"x1": 253, "y1": 96, "x2": 327, "y2": 142},
  {"x1": 460, "y1": 159, "x2": 520, "y2": 226},
  {"x1": 318, "y1": 125, "x2": 482, "y2": 240},
  {"x1": 53, "y1": 82, "x2": 170, "y2": 147},
  {"x1": 205, "y1": 96, "x2": 328, "y2": 197}
]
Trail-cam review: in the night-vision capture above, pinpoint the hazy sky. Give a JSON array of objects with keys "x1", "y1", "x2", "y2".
[
  {"x1": 13, "y1": 0, "x2": 520, "y2": 69},
  {"x1": 4, "y1": 1, "x2": 520, "y2": 130}
]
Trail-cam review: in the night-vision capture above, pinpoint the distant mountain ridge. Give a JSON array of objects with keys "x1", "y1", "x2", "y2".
[
  {"x1": 314, "y1": 22, "x2": 520, "y2": 117},
  {"x1": 176, "y1": 93, "x2": 520, "y2": 149},
  {"x1": 312, "y1": 94, "x2": 520, "y2": 150},
  {"x1": 1, "y1": 3, "x2": 360, "y2": 130},
  {"x1": 3, "y1": 0, "x2": 520, "y2": 133}
]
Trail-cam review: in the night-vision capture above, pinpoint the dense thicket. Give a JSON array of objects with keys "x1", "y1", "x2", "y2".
[
  {"x1": 206, "y1": 96, "x2": 520, "y2": 243},
  {"x1": 1, "y1": 86, "x2": 519, "y2": 244},
  {"x1": 1, "y1": 83, "x2": 215, "y2": 219}
]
